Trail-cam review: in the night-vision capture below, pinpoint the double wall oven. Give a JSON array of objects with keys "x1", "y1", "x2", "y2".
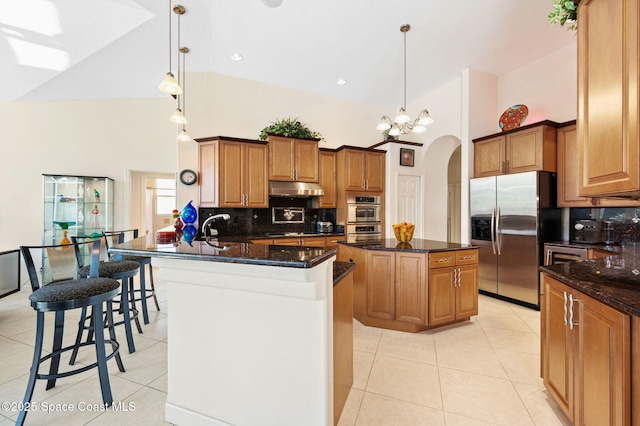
[{"x1": 346, "y1": 195, "x2": 382, "y2": 242}]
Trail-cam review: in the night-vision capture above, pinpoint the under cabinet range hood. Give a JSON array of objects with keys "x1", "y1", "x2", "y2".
[{"x1": 269, "y1": 181, "x2": 324, "y2": 197}]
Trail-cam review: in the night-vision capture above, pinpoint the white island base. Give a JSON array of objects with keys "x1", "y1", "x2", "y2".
[{"x1": 154, "y1": 256, "x2": 336, "y2": 426}]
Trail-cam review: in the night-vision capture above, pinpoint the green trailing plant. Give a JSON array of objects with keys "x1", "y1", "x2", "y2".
[
  {"x1": 548, "y1": 0, "x2": 578, "y2": 31},
  {"x1": 258, "y1": 117, "x2": 323, "y2": 141}
]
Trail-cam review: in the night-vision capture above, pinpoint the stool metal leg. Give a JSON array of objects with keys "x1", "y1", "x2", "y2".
[
  {"x1": 92, "y1": 301, "x2": 113, "y2": 406},
  {"x1": 120, "y1": 278, "x2": 136, "y2": 354},
  {"x1": 70, "y1": 307, "x2": 88, "y2": 365},
  {"x1": 129, "y1": 277, "x2": 143, "y2": 334},
  {"x1": 17, "y1": 311, "x2": 46, "y2": 426},
  {"x1": 148, "y1": 263, "x2": 160, "y2": 311},
  {"x1": 106, "y1": 300, "x2": 125, "y2": 373},
  {"x1": 46, "y1": 311, "x2": 65, "y2": 390},
  {"x1": 139, "y1": 264, "x2": 149, "y2": 324}
]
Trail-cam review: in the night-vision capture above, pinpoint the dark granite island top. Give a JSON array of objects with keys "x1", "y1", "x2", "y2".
[
  {"x1": 109, "y1": 234, "x2": 336, "y2": 269},
  {"x1": 339, "y1": 238, "x2": 477, "y2": 252},
  {"x1": 540, "y1": 244, "x2": 640, "y2": 317}
]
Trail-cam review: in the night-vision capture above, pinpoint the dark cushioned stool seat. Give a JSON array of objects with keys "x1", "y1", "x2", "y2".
[
  {"x1": 30, "y1": 278, "x2": 120, "y2": 306},
  {"x1": 79, "y1": 260, "x2": 140, "y2": 278}
]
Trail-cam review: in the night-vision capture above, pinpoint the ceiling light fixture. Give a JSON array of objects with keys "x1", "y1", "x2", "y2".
[
  {"x1": 337, "y1": 79, "x2": 346, "y2": 85},
  {"x1": 176, "y1": 46, "x2": 192, "y2": 142},
  {"x1": 261, "y1": 0, "x2": 283, "y2": 8},
  {"x1": 230, "y1": 53, "x2": 243, "y2": 61},
  {"x1": 158, "y1": 2, "x2": 183, "y2": 96},
  {"x1": 376, "y1": 24, "x2": 433, "y2": 136}
]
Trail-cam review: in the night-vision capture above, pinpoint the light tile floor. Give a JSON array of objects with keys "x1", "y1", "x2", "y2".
[{"x1": 0, "y1": 270, "x2": 571, "y2": 425}]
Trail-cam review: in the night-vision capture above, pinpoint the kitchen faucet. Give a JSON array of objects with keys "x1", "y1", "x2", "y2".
[{"x1": 201, "y1": 214, "x2": 231, "y2": 239}]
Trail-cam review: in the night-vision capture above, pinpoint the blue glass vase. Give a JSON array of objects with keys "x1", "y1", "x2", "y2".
[
  {"x1": 181, "y1": 200, "x2": 197, "y2": 224},
  {"x1": 182, "y1": 224, "x2": 197, "y2": 242}
]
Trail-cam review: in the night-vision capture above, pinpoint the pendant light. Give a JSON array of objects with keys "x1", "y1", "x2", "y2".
[
  {"x1": 376, "y1": 24, "x2": 433, "y2": 135},
  {"x1": 176, "y1": 47, "x2": 192, "y2": 142},
  {"x1": 158, "y1": 2, "x2": 184, "y2": 96}
]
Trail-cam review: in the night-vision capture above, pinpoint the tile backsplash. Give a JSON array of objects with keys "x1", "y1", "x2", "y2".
[{"x1": 570, "y1": 207, "x2": 640, "y2": 244}]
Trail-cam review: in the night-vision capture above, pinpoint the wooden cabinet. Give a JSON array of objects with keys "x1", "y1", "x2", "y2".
[
  {"x1": 325, "y1": 236, "x2": 346, "y2": 247},
  {"x1": 267, "y1": 136, "x2": 319, "y2": 182},
  {"x1": 541, "y1": 274, "x2": 630, "y2": 425},
  {"x1": 250, "y1": 239, "x2": 273, "y2": 245},
  {"x1": 558, "y1": 123, "x2": 640, "y2": 207},
  {"x1": 473, "y1": 122, "x2": 557, "y2": 178},
  {"x1": 271, "y1": 236, "x2": 326, "y2": 247},
  {"x1": 198, "y1": 137, "x2": 268, "y2": 208},
  {"x1": 333, "y1": 265, "x2": 353, "y2": 426},
  {"x1": 316, "y1": 149, "x2": 337, "y2": 208},
  {"x1": 428, "y1": 250, "x2": 478, "y2": 326},
  {"x1": 337, "y1": 147, "x2": 385, "y2": 192},
  {"x1": 350, "y1": 246, "x2": 478, "y2": 333},
  {"x1": 578, "y1": 0, "x2": 640, "y2": 198}
]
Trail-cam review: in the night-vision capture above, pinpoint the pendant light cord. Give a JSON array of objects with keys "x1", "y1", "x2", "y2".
[
  {"x1": 403, "y1": 27, "x2": 407, "y2": 110},
  {"x1": 168, "y1": 0, "x2": 172, "y2": 73}
]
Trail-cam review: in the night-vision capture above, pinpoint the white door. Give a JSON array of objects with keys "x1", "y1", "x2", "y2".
[{"x1": 396, "y1": 175, "x2": 422, "y2": 238}]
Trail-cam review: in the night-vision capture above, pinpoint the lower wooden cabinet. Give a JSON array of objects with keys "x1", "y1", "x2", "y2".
[
  {"x1": 350, "y1": 246, "x2": 478, "y2": 332},
  {"x1": 541, "y1": 274, "x2": 630, "y2": 425}
]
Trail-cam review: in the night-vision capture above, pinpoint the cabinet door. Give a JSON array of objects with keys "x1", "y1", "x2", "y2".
[
  {"x1": 473, "y1": 136, "x2": 505, "y2": 178},
  {"x1": 394, "y1": 252, "x2": 426, "y2": 325},
  {"x1": 366, "y1": 251, "x2": 395, "y2": 320},
  {"x1": 428, "y1": 267, "x2": 455, "y2": 326},
  {"x1": 507, "y1": 125, "x2": 556, "y2": 174},
  {"x1": 317, "y1": 150, "x2": 337, "y2": 208},
  {"x1": 574, "y1": 290, "x2": 630, "y2": 426},
  {"x1": 219, "y1": 142, "x2": 245, "y2": 207},
  {"x1": 294, "y1": 139, "x2": 319, "y2": 182},
  {"x1": 456, "y1": 265, "x2": 478, "y2": 319},
  {"x1": 557, "y1": 124, "x2": 590, "y2": 207},
  {"x1": 199, "y1": 142, "x2": 219, "y2": 207},
  {"x1": 299, "y1": 237, "x2": 325, "y2": 247},
  {"x1": 342, "y1": 150, "x2": 366, "y2": 191},
  {"x1": 578, "y1": 0, "x2": 640, "y2": 197},
  {"x1": 272, "y1": 238, "x2": 301, "y2": 246},
  {"x1": 245, "y1": 143, "x2": 268, "y2": 208},
  {"x1": 268, "y1": 136, "x2": 295, "y2": 181},
  {"x1": 541, "y1": 275, "x2": 574, "y2": 421},
  {"x1": 365, "y1": 152, "x2": 385, "y2": 192}
]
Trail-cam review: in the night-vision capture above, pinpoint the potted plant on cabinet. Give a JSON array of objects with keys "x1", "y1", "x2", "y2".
[
  {"x1": 548, "y1": 0, "x2": 578, "y2": 31},
  {"x1": 258, "y1": 117, "x2": 323, "y2": 141}
]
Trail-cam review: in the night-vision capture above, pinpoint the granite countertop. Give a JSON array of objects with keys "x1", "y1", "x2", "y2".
[
  {"x1": 340, "y1": 238, "x2": 478, "y2": 253},
  {"x1": 540, "y1": 244, "x2": 640, "y2": 317},
  {"x1": 333, "y1": 261, "x2": 356, "y2": 286},
  {"x1": 194, "y1": 233, "x2": 345, "y2": 243},
  {"x1": 545, "y1": 240, "x2": 621, "y2": 253},
  {"x1": 110, "y1": 235, "x2": 336, "y2": 269}
]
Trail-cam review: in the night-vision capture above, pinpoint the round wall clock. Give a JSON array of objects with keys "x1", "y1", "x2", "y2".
[{"x1": 179, "y1": 169, "x2": 198, "y2": 185}]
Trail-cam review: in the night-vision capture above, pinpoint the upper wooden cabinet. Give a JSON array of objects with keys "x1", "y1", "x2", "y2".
[
  {"x1": 198, "y1": 137, "x2": 268, "y2": 208},
  {"x1": 578, "y1": 0, "x2": 640, "y2": 198},
  {"x1": 337, "y1": 147, "x2": 385, "y2": 192},
  {"x1": 316, "y1": 149, "x2": 337, "y2": 208},
  {"x1": 557, "y1": 123, "x2": 640, "y2": 207},
  {"x1": 267, "y1": 136, "x2": 319, "y2": 182},
  {"x1": 473, "y1": 122, "x2": 558, "y2": 178}
]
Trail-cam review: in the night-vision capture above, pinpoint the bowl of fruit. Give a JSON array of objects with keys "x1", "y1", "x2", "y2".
[{"x1": 392, "y1": 222, "x2": 415, "y2": 243}]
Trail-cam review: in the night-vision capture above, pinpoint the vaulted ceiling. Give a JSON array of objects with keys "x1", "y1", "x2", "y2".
[{"x1": 1, "y1": 0, "x2": 576, "y2": 107}]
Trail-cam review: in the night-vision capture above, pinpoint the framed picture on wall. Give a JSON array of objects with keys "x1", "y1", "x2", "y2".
[{"x1": 400, "y1": 148, "x2": 414, "y2": 167}]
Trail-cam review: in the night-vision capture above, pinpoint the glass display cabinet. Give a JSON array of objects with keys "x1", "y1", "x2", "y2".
[{"x1": 42, "y1": 175, "x2": 114, "y2": 281}]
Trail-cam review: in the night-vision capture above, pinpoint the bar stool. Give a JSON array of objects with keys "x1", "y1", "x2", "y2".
[
  {"x1": 104, "y1": 229, "x2": 160, "y2": 324},
  {"x1": 18, "y1": 240, "x2": 125, "y2": 426},
  {"x1": 71, "y1": 235, "x2": 141, "y2": 355}
]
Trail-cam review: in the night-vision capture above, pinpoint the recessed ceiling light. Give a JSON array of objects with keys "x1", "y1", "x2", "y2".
[
  {"x1": 337, "y1": 79, "x2": 346, "y2": 85},
  {"x1": 261, "y1": 0, "x2": 282, "y2": 7},
  {"x1": 230, "y1": 53, "x2": 243, "y2": 61}
]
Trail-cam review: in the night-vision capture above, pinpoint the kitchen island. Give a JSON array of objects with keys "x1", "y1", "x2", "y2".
[
  {"x1": 338, "y1": 239, "x2": 479, "y2": 332},
  {"x1": 539, "y1": 246, "x2": 640, "y2": 426},
  {"x1": 110, "y1": 235, "x2": 338, "y2": 426}
]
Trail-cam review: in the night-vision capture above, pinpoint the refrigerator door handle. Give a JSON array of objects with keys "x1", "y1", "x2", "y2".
[
  {"x1": 490, "y1": 206, "x2": 497, "y2": 254},
  {"x1": 495, "y1": 205, "x2": 502, "y2": 255}
]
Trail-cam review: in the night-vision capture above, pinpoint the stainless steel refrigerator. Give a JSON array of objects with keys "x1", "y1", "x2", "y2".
[{"x1": 470, "y1": 171, "x2": 561, "y2": 308}]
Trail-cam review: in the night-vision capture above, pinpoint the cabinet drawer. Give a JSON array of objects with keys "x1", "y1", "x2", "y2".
[
  {"x1": 428, "y1": 252, "x2": 456, "y2": 268},
  {"x1": 456, "y1": 250, "x2": 478, "y2": 265}
]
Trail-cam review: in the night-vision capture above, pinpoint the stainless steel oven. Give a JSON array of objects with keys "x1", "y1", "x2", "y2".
[
  {"x1": 346, "y1": 224, "x2": 382, "y2": 243},
  {"x1": 347, "y1": 195, "x2": 382, "y2": 223},
  {"x1": 346, "y1": 195, "x2": 382, "y2": 242}
]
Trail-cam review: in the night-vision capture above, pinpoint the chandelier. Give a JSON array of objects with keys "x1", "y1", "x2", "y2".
[{"x1": 376, "y1": 24, "x2": 433, "y2": 136}]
